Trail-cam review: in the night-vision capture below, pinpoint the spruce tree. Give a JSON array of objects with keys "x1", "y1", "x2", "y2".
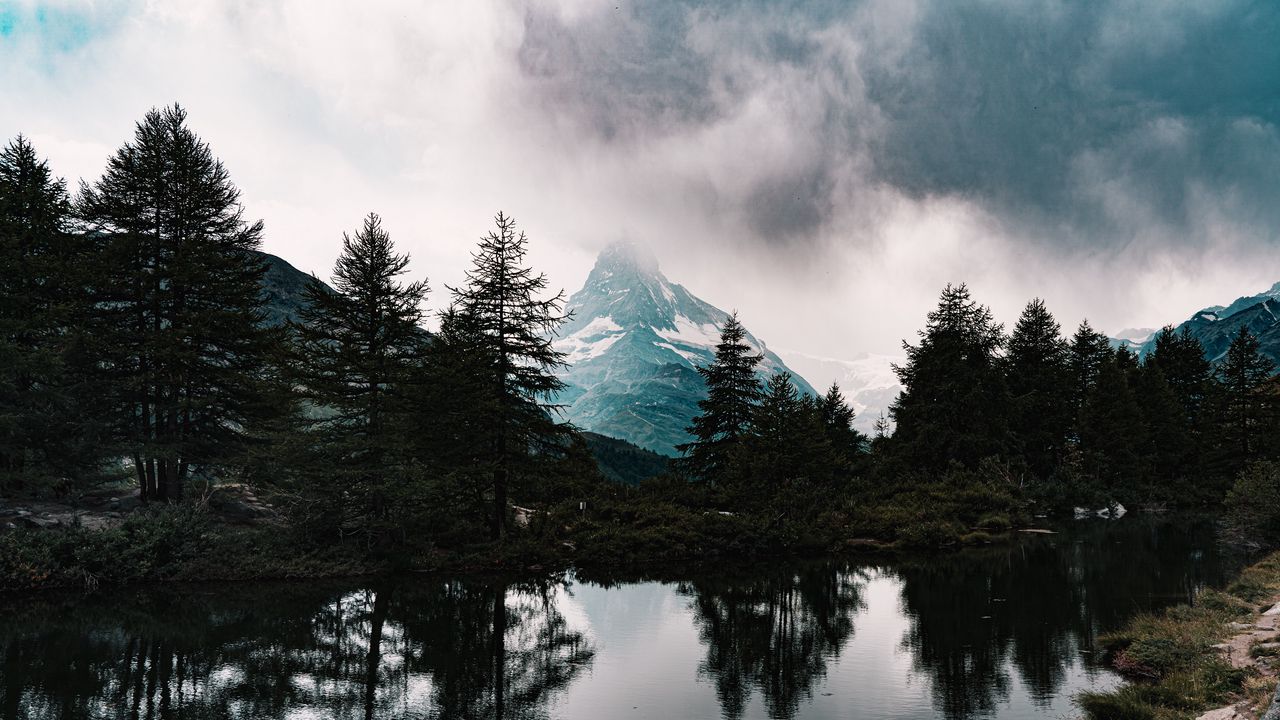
[
  {"x1": 1145, "y1": 326, "x2": 1210, "y2": 425},
  {"x1": 736, "y1": 372, "x2": 829, "y2": 505},
  {"x1": 0, "y1": 136, "x2": 95, "y2": 491},
  {"x1": 1131, "y1": 364, "x2": 1190, "y2": 502},
  {"x1": 1004, "y1": 298, "x2": 1070, "y2": 480},
  {"x1": 1079, "y1": 347, "x2": 1146, "y2": 503},
  {"x1": 820, "y1": 382, "x2": 867, "y2": 465},
  {"x1": 889, "y1": 283, "x2": 1008, "y2": 470},
  {"x1": 1217, "y1": 326, "x2": 1275, "y2": 459},
  {"x1": 77, "y1": 105, "x2": 280, "y2": 502},
  {"x1": 449, "y1": 211, "x2": 571, "y2": 539},
  {"x1": 677, "y1": 312, "x2": 762, "y2": 483},
  {"x1": 1066, "y1": 320, "x2": 1112, "y2": 435},
  {"x1": 290, "y1": 213, "x2": 429, "y2": 541}
]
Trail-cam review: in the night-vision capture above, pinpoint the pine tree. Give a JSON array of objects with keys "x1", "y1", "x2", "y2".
[
  {"x1": 449, "y1": 212, "x2": 571, "y2": 540},
  {"x1": 873, "y1": 413, "x2": 890, "y2": 441},
  {"x1": 734, "y1": 372, "x2": 831, "y2": 512},
  {"x1": 0, "y1": 136, "x2": 96, "y2": 491},
  {"x1": 290, "y1": 213, "x2": 429, "y2": 541},
  {"x1": 1217, "y1": 326, "x2": 1275, "y2": 459},
  {"x1": 677, "y1": 312, "x2": 762, "y2": 483},
  {"x1": 1004, "y1": 298, "x2": 1070, "y2": 480},
  {"x1": 820, "y1": 382, "x2": 867, "y2": 463},
  {"x1": 1145, "y1": 326, "x2": 1210, "y2": 425},
  {"x1": 1066, "y1": 320, "x2": 1112, "y2": 435},
  {"x1": 889, "y1": 283, "x2": 1008, "y2": 470},
  {"x1": 76, "y1": 105, "x2": 281, "y2": 502},
  {"x1": 1079, "y1": 347, "x2": 1146, "y2": 503}
]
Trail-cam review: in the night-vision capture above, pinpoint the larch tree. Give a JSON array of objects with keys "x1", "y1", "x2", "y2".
[
  {"x1": 449, "y1": 211, "x2": 570, "y2": 540},
  {"x1": 1144, "y1": 326, "x2": 1210, "y2": 427},
  {"x1": 76, "y1": 105, "x2": 280, "y2": 502},
  {"x1": 290, "y1": 212, "x2": 429, "y2": 542},
  {"x1": 889, "y1": 283, "x2": 1008, "y2": 470},
  {"x1": 1004, "y1": 298, "x2": 1070, "y2": 481},
  {"x1": 0, "y1": 136, "x2": 97, "y2": 490},
  {"x1": 1065, "y1": 320, "x2": 1112, "y2": 436},
  {"x1": 677, "y1": 312, "x2": 762, "y2": 484}
]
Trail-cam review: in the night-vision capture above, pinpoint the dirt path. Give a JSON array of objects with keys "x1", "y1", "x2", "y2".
[{"x1": 1197, "y1": 600, "x2": 1280, "y2": 720}]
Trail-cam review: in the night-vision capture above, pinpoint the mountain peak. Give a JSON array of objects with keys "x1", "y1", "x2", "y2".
[
  {"x1": 593, "y1": 240, "x2": 660, "y2": 277},
  {"x1": 556, "y1": 243, "x2": 818, "y2": 455}
]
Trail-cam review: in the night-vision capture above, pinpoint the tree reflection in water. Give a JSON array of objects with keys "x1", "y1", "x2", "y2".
[
  {"x1": 0, "y1": 518, "x2": 1240, "y2": 720},
  {"x1": 680, "y1": 562, "x2": 867, "y2": 720},
  {"x1": 0, "y1": 577, "x2": 593, "y2": 720},
  {"x1": 895, "y1": 516, "x2": 1235, "y2": 719}
]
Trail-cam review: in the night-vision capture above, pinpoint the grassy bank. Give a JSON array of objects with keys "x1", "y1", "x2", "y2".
[{"x1": 1079, "y1": 551, "x2": 1280, "y2": 720}]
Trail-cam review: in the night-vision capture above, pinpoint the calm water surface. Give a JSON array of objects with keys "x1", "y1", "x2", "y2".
[{"x1": 0, "y1": 517, "x2": 1241, "y2": 720}]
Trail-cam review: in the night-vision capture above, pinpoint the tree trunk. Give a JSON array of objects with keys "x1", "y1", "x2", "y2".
[
  {"x1": 364, "y1": 587, "x2": 389, "y2": 720},
  {"x1": 493, "y1": 465, "x2": 507, "y2": 541},
  {"x1": 134, "y1": 453, "x2": 149, "y2": 504},
  {"x1": 491, "y1": 583, "x2": 507, "y2": 719}
]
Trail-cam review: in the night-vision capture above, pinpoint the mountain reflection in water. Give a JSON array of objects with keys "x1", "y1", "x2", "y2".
[{"x1": 0, "y1": 517, "x2": 1240, "y2": 720}]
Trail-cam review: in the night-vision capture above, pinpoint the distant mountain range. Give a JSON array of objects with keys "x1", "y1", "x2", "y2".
[
  {"x1": 773, "y1": 350, "x2": 900, "y2": 435},
  {"x1": 553, "y1": 242, "x2": 817, "y2": 456},
  {"x1": 1113, "y1": 282, "x2": 1280, "y2": 367}
]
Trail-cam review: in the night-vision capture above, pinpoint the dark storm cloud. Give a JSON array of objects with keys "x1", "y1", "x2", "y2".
[{"x1": 515, "y1": 0, "x2": 1280, "y2": 253}]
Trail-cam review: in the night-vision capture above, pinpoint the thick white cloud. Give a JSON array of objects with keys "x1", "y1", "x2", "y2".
[{"x1": 2, "y1": 0, "x2": 1278, "y2": 366}]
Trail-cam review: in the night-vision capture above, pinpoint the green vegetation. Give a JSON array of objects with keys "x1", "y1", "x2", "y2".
[
  {"x1": 1078, "y1": 552, "x2": 1280, "y2": 720},
  {"x1": 1225, "y1": 461, "x2": 1280, "y2": 551}
]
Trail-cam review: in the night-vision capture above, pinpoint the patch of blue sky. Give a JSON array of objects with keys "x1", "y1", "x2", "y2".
[{"x1": 0, "y1": 2, "x2": 134, "y2": 56}]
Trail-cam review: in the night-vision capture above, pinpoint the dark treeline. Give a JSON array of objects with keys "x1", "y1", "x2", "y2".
[
  {"x1": 883, "y1": 284, "x2": 1280, "y2": 512},
  {"x1": 1, "y1": 105, "x2": 596, "y2": 554},
  {"x1": 3, "y1": 104, "x2": 1280, "y2": 583},
  {"x1": 665, "y1": 282, "x2": 1280, "y2": 547}
]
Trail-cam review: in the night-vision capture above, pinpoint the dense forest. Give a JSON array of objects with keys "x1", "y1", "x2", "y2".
[{"x1": 3, "y1": 106, "x2": 1279, "y2": 590}]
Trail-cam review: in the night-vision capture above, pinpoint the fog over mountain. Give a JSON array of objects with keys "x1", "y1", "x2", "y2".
[{"x1": 3, "y1": 1, "x2": 1279, "y2": 363}]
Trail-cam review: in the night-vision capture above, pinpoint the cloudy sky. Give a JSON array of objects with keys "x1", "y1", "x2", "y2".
[{"x1": 3, "y1": 0, "x2": 1278, "y2": 359}]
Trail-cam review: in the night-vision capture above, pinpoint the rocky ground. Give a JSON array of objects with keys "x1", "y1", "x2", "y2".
[
  {"x1": 1198, "y1": 600, "x2": 1280, "y2": 720},
  {"x1": 0, "y1": 483, "x2": 281, "y2": 532}
]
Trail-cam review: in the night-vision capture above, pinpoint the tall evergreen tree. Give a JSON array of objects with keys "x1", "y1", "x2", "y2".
[
  {"x1": 1079, "y1": 347, "x2": 1146, "y2": 503},
  {"x1": 1217, "y1": 326, "x2": 1275, "y2": 459},
  {"x1": 1144, "y1": 326, "x2": 1210, "y2": 426},
  {"x1": 290, "y1": 213, "x2": 429, "y2": 541},
  {"x1": 1065, "y1": 320, "x2": 1112, "y2": 435},
  {"x1": 449, "y1": 212, "x2": 571, "y2": 539},
  {"x1": 77, "y1": 105, "x2": 280, "y2": 502},
  {"x1": 0, "y1": 136, "x2": 94, "y2": 491},
  {"x1": 734, "y1": 372, "x2": 831, "y2": 507},
  {"x1": 889, "y1": 283, "x2": 1008, "y2": 470},
  {"x1": 819, "y1": 382, "x2": 867, "y2": 467},
  {"x1": 1004, "y1": 299, "x2": 1070, "y2": 480},
  {"x1": 1133, "y1": 364, "x2": 1191, "y2": 502},
  {"x1": 678, "y1": 312, "x2": 762, "y2": 483}
]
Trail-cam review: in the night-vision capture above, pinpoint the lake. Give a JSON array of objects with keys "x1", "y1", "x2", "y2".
[{"x1": 0, "y1": 517, "x2": 1241, "y2": 720}]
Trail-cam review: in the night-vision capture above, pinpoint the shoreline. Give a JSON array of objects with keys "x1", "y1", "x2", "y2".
[{"x1": 1081, "y1": 551, "x2": 1280, "y2": 720}]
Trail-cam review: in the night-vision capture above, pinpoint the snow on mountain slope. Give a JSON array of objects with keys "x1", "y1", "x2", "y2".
[
  {"x1": 554, "y1": 241, "x2": 817, "y2": 455},
  {"x1": 1120, "y1": 281, "x2": 1280, "y2": 366},
  {"x1": 774, "y1": 349, "x2": 902, "y2": 435}
]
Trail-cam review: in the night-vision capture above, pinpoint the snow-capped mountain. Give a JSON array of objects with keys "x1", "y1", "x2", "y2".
[
  {"x1": 1108, "y1": 327, "x2": 1158, "y2": 350},
  {"x1": 554, "y1": 241, "x2": 817, "y2": 456},
  {"x1": 1119, "y1": 282, "x2": 1280, "y2": 365},
  {"x1": 773, "y1": 350, "x2": 902, "y2": 435}
]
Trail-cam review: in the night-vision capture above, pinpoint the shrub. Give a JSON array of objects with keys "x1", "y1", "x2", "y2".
[{"x1": 1225, "y1": 461, "x2": 1280, "y2": 550}]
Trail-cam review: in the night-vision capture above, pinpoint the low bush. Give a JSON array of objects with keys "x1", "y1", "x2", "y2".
[{"x1": 1225, "y1": 461, "x2": 1280, "y2": 550}]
